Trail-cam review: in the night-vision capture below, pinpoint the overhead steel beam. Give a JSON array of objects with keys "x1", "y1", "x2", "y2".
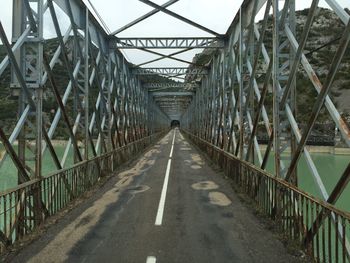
[
  {"x1": 126, "y1": 45, "x2": 194, "y2": 65},
  {"x1": 112, "y1": 37, "x2": 225, "y2": 49},
  {"x1": 151, "y1": 92, "x2": 194, "y2": 96},
  {"x1": 156, "y1": 100, "x2": 191, "y2": 103},
  {"x1": 133, "y1": 67, "x2": 208, "y2": 76},
  {"x1": 156, "y1": 102, "x2": 191, "y2": 106},
  {"x1": 136, "y1": 47, "x2": 194, "y2": 67},
  {"x1": 157, "y1": 102, "x2": 190, "y2": 104},
  {"x1": 160, "y1": 109, "x2": 188, "y2": 112},
  {"x1": 143, "y1": 83, "x2": 200, "y2": 89},
  {"x1": 110, "y1": 0, "x2": 179, "y2": 35},
  {"x1": 53, "y1": 0, "x2": 109, "y2": 53},
  {"x1": 157, "y1": 103, "x2": 189, "y2": 106},
  {"x1": 138, "y1": 0, "x2": 223, "y2": 37},
  {"x1": 155, "y1": 97, "x2": 191, "y2": 101}
]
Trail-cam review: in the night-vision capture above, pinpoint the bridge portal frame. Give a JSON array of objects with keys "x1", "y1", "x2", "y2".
[{"x1": 0, "y1": 0, "x2": 349, "y2": 260}]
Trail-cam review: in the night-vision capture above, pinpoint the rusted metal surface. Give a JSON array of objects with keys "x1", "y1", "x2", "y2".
[
  {"x1": 339, "y1": 118, "x2": 350, "y2": 139},
  {"x1": 285, "y1": 19, "x2": 350, "y2": 182}
]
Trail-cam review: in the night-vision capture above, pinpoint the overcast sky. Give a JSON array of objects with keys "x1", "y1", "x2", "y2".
[{"x1": 0, "y1": 0, "x2": 349, "y2": 68}]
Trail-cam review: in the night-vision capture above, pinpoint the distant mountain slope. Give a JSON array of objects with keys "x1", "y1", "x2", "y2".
[{"x1": 286, "y1": 8, "x2": 350, "y2": 120}]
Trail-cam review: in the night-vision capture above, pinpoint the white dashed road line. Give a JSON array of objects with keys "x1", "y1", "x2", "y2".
[
  {"x1": 146, "y1": 256, "x2": 156, "y2": 263},
  {"x1": 169, "y1": 130, "x2": 175, "y2": 158},
  {"x1": 155, "y1": 130, "x2": 176, "y2": 226}
]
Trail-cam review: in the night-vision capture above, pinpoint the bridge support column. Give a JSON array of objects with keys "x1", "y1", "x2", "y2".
[
  {"x1": 11, "y1": 0, "x2": 45, "y2": 227},
  {"x1": 272, "y1": 0, "x2": 297, "y2": 181}
]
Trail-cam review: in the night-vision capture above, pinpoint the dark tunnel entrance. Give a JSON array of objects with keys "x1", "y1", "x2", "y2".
[{"x1": 171, "y1": 120, "x2": 180, "y2": 128}]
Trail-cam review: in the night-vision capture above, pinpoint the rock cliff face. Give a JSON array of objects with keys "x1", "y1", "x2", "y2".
[
  {"x1": 187, "y1": 7, "x2": 350, "y2": 126},
  {"x1": 289, "y1": 8, "x2": 350, "y2": 119}
]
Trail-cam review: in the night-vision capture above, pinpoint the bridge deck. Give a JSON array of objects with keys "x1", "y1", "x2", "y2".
[{"x1": 10, "y1": 130, "x2": 301, "y2": 263}]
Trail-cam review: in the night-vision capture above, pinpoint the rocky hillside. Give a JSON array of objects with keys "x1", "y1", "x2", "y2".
[{"x1": 266, "y1": 7, "x2": 350, "y2": 123}]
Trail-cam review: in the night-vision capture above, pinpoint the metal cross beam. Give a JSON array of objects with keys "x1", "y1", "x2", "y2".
[
  {"x1": 110, "y1": 38, "x2": 195, "y2": 65},
  {"x1": 156, "y1": 98, "x2": 191, "y2": 101},
  {"x1": 133, "y1": 67, "x2": 208, "y2": 76},
  {"x1": 112, "y1": 37, "x2": 225, "y2": 49},
  {"x1": 151, "y1": 92, "x2": 194, "y2": 96},
  {"x1": 143, "y1": 83, "x2": 200, "y2": 89},
  {"x1": 138, "y1": 0, "x2": 223, "y2": 37},
  {"x1": 136, "y1": 47, "x2": 195, "y2": 67},
  {"x1": 158, "y1": 107, "x2": 190, "y2": 110},
  {"x1": 155, "y1": 98, "x2": 192, "y2": 102},
  {"x1": 157, "y1": 103, "x2": 190, "y2": 107},
  {"x1": 110, "y1": 0, "x2": 179, "y2": 35}
]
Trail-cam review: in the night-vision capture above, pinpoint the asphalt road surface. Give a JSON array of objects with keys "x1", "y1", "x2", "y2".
[{"x1": 10, "y1": 129, "x2": 302, "y2": 263}]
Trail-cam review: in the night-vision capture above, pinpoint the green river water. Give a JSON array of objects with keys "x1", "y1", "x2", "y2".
[
  {"x1": 264, "y1": 152, "x2": 350, "y2": 212},
  {"x1": 0, "y1": 145, "x2": 74, "y2": 191}
]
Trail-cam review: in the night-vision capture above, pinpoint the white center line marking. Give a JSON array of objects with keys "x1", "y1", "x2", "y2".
[
  {"x1": 146, "y1": 256, "x2": 156, "y2": 263},
  {"x1": 155, "y1": 131, "x2": 176, "y2": 226},
  {"x1": 169, "y1": 130, "x2": 176, "y2": 158}
]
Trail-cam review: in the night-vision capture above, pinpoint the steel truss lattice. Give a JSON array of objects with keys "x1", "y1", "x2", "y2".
[
  {"x1": 142, "y1": 83, "x2": 200, "y2": 89},
  {"x1": 0, "y1": 0, "x2": 350, "y2": 260},
  {"x1": 181, "y1": 0, "x2": 350, "y2": 258},
  {"x1": 132, "y1": 67, "x2": 208, "y2": 76},
  {"x1": 0, "y1": 0, "x2": 169, "y2": 247},
  {"x1": 111, "y1": 37, "x2": 225, "y2": 49}
]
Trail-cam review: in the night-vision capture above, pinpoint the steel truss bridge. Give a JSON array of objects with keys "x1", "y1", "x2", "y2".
[{"x1": 0, "y1": 0, "x2": 350, "y2": 261}]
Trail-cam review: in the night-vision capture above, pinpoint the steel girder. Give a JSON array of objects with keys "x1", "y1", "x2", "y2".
[
  {"x1": 110, "y1": 0, "x2": 179, "y2": 35},
  {"x1": 132, "y1": 67, "x2": 208, "y2": 76},
  {"x1": 137, "y1": 0, "x2": 222, "y2": 37},
  {"x1": 111, "y1": 37, "x2": 225, "y2": 49},
  {"x1": 142, "y1": 83, "x2": 200, "y2": 89},
  {"x1": 181, "y1": 0, "x2": 350, "y2": 256},
  {"x1": 151, "y1": 92, "x2": 194, "y2": 97}
]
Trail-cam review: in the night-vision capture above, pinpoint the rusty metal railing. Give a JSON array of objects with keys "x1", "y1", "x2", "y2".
[
  {"x1": 0, "y1": 131, "x2": 167, "y2": 254},
  {"x1": 183, "y1": 130, "x2": 350, "y2": 263}
]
